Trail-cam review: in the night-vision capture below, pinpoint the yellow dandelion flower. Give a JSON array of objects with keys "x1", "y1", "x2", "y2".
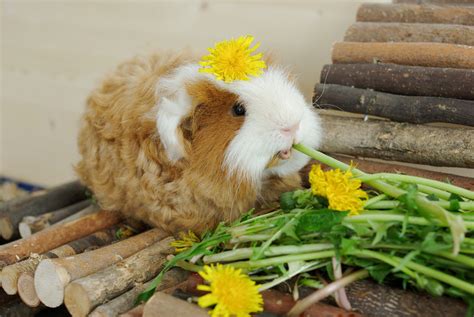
[
  {"x1": 197, "y1": 264, "x2": 263, "y2": 317},
  {"x1": 309, "y1": 164, "x2": 368, "y2": 215},
  {"x1": 199, "y1": 35, "x2": 267, "y2": 83},
  {"x1": 170, "y1": 230, "x2": 200, "y2": 253}
]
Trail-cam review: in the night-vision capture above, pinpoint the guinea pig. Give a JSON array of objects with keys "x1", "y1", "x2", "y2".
[{"x1": 76, "y1": 50, "x2": 322, "y2": 235}]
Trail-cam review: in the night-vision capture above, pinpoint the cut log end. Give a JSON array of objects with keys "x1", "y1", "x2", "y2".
[
  {"x1": 0, "y1": 217, "x2": 14, "y2": 240},
  {"x1": 35, "y1": 259, "x2": 70, "y2": 308},
  {"x1": 64, "y1": 282, "x2": 92, "y2": 317},
  {"x1": 18, "y1": 222, "x2": 33, "y2": 239},
  {"x1": 1, "y1": 266, "x2": 20, "y2": 295},
  {"x1": 18, "y1": 273, "x2": 40, "y2": 307}
]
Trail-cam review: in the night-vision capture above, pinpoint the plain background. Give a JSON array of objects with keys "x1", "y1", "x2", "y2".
[{"x1": 2, "y1": 0, "x2": 471, "y2": 187}]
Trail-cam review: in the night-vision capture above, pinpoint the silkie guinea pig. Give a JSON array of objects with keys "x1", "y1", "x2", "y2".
[{"x1": 76, "y1": 40, "x2": 322, "y2": 235}]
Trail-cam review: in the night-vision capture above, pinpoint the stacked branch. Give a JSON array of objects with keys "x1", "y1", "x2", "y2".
[
  {"x1": 34, "y1": 228, "x2": 167, "y2": 308},
  {"x1": 318, "y1": 114, "x2": 474, "y2": 167},
  {"x1": 319, "y1": 63, "x2": 474, "y2": 100},
  {"x1": 332, "y1": 42, "x2": 474, "y2": 69},
  {"x1": 64, "y1": 237, "x2": 174, "y2": 317},
  {"x1": 0, "y1": 210, "x2": 121, "y2": 267},
  {"x1": 357, "y1": 3, "x2": 474, "y2": 25},
  {"x1": 142, "y1": 292, "x2": 208, "y2": 317},
  {"x1": 0, "y1": 180, "x2": 87, "y2": 240},
  {"x1": 344, "y1": 22, "x2": 474, "y2": 46},
  {"x1": 314, "y1": 84, "x2": 474, "y2": 126},
  {"x1": 18, "y1": 199, "x2": 91, "y2": 238},
  {"x1": 393, "y1": 0, "x2": 474, "y2": 4},
  {"x1": 1, "y1": 224, "x2": 127, "y2": 296}
]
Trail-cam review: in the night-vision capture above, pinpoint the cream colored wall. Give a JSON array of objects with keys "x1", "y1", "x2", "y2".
[{"x1": 14, "y1": 0, "x2": 473, "y2": 188}]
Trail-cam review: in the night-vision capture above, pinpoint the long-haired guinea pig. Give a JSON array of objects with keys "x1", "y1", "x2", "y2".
[{"x1": 76, "y1": 52, "x2": 322, "y2": 234}]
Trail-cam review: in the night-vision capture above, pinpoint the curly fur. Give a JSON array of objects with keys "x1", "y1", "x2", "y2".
[{"x1": 76, "y1": 52, "x2": 320, "y2": 234}]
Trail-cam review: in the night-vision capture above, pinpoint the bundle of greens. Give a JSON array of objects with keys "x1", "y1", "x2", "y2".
[{"x1": 139, "y1": 144, "x2": 474, "y2": 316}]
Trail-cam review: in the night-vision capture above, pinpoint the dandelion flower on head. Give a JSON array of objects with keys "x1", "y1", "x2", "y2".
[
  {"x1": 170, "y1": 230, "x2": 200, "y2": 253},
  {"x1": 199, "y1": 35, "x2": 267, "y2": 83},
  {"x1": 309, "y1": 164, "x2": 368, "y2": 215},
  {"x1": 197, "y1": 264, "x2": 263, "y2": 317}
]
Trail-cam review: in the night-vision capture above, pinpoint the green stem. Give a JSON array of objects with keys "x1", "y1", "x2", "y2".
[
  {"x1": 203, "y1": 243, "x2": 334, "y2": 263},
  {"x1": 175, "y1": 260, "x2": 202, "y2": 272},
  {"x1": 364, "y1": 194, "x2": 388, "y2": 208},
  {"x1": 357, "y1": 173, "x2": 474, "y2": 200},
  {"x1": 365, "y1": 200, "x2": 474, "y2": 211},
  {"x1": 229, "y1": 250, "x2": 336, "y2": 269}
]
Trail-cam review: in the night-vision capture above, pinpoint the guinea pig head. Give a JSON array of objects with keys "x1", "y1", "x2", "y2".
[{"x1": 155, "y1": 64, "x2": 322, "y2": 189}]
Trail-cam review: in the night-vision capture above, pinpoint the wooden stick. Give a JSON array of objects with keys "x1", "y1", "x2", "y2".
[
  {"x1": 142, "y1": 292, "x2": 208, "y2": 317},
  {"x1": 64, "y1": 237, "x2": 174, "y2": 317},
  {"x1": 0, "y1": 180, "x2": 88, "y2": 240},
  {"x1": 344, "y1": 22, "x2": 474, "y2": 46},
  {"x1": 319, "y1": 63, "x2": 474, "y2": 100},
  {"x1": 332, "y1": 42, "x2": 474, "y2": 69},
  {"x1": 89, "y1": 268, "x2": 189, "y2": 317},
  {"x1": 0, "y1": 210, "x2": 121, "y2": 268},
  {"x1": 393, "y1": 0, "x2": 474, "y2": 4},
  {"x1": 357, "y1": 3, "x2": 474, "y2": 25},
  {"x1": 314, "y1": 84, "x2": 474, "y2": 126},
  {"x1": 2, "y1": 224, "x2": 126, "y2": 295},
  {"x1": 301, "y1": 155, "x2": 474, "y2": 191},
  {"x1": 318, "y1": 114, "x2": 474, "y2": 167},
  {"x1": 34, "y1": 228, "x2": 167, "y2": 308},
  {"x1": 18, "y1": 200, "x2": 91, "y2": 238}
]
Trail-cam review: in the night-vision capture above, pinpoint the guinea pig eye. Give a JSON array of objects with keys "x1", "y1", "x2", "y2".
[{"x1": 232, "y1": 102, "x2": 246, "y2": 117}]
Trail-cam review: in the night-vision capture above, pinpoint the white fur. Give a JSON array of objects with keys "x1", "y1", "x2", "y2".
[{"x1": 155, "y1": 64, "x2": 322, "y2": 184}]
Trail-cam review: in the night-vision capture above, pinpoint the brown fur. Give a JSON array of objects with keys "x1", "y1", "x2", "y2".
[{"x1": 76, "y1": 53, "x2": 302, "y2": 234}]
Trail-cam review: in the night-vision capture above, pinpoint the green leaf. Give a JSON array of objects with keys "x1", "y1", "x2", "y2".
[
  {"x1": 295, "y1": 209, "x2": 349, "y2": 236},
  {"x1": 280, "y1": 192, "x2": 296, "y2": 211}
]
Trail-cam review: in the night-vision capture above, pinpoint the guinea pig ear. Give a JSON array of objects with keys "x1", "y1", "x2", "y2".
[{"x1": 155, "y1": 64, "x2": 199, "y2": 162}]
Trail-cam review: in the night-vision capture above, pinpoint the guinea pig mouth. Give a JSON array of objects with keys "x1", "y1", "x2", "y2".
[
  {"x1": 279, "y1": 149, "x2": 292, "y2": 160},
  {"x1": 266, "y1": 148, "x2": 292, "y2": 168}
]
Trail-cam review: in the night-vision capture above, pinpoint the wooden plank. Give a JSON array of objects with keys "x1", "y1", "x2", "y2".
[
  {"x1": 314, "y1": 84, "x2": 474, "y2": 126},
  {"x1": 357, "y1": 3, "x2": 474, "y2": 25},
  {"x1": 318, "y1": 114, "x2": 474, "y2": 167},
  {"x1": 332, "y1": 42, "x2": 474, "y2": 69},
  {"x1": 344, "y1": 22, "x2": 474, "y2": 46},
  {"x1": 319, "y1": 63, "x2": 474, "y2": 100}
]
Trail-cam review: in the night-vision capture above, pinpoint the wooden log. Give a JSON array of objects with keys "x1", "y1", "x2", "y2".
[
  {"x1": 0, "y1": 210, "x2": 121, "y2": 268},
  {"x1": 17, "y1": 272, "x2": 39, "y2": 307},
  {"x1": 314, "y1": 84, "x2": 474, "y2": 126},
  {"x1": 64, "y1": 237, "x2": 174, "y2": 317},
  {"x1": 345, "y1": 279, "x2": 467, "y2": 317},
  {"x1": 319, "y1": 63, "x2": 474, "y2": 100},
  {"x1": 0, "y1": 180, "x2": 88, "y2": 240},
  {"x1": 301, "y1": 155, "x2": 474, "y2": 190},
  {"x1": 18, "y1": 199, "x2": 91, "y2": 238},
  {"x1": 2, "y1": 224, "x2": 126, "y2": 295},
  {"x1": 34, "y1": 228, "x2": 167, "y2": 308},
  {"x1": 142, "y1": 292, "x2": 208, "y2": 317},
  {"x1": 89, "y1": 268, "x2": 189, "y2": 317},
  {"x1": 318, "y1": 114, "x2": 474, "y2": 167},
  {"x1": 119, "y1": 304, "x2": 144, "y2": 317},
  {"x1": 357, "y1": 3, "x2": 474, "y2": 25},
  {"x1": 393, "y1": 0, "x2": 474, "y2": 4},
  {"x1": 332, "y1": 42, "x2": 474, "y2": 69},
  {"x1": 344, "y1": 22, "x2": 474, "y2": 46}
]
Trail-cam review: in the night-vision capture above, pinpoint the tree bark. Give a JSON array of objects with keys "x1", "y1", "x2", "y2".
[
  {"x1": 319, "y1": 63, "x2": 474, "y2": 100},
  {"x1": 357, "y1": 3, "x2": 474, "y2": 25},
  {"x1": 318, "y1": 114, "x2": 474, "y2": 167},
  {"x1": 34, "y1": 228, "x2": 167, "y2": 308},
  {"x1": 0, "y1": 181, "x2": 88, "y2": 240},
  {"x1": 344, "y1": 22, "x2": 474, "y2": 46},
  {"x1": 18, "y1": 200, "x2": 91, "y2": 238},
  {"x1": 332, "y1": 42, "x2": 474, "y2": 69},
  {"x1": 314, "y1": 84, "x2": 474, "y2": 126},
  {"x1": 142, "y1": 292, "x2": 208, "y2": 317},
  {"x1": 301, "y1": 155, "x2": 474, "y2": 190},
  {"x1": 119, "y1": 304, "x2": 144, "y2": 317},
  {"x1": 64, "y1": 237, "x2": 174, "y2": 317},
  {"x1": 0, "y1": 210, "x2": 121, "y2": 268},
  {"x1": 2, "y1": 224, "x2": 126, "y2": 295},
  {"x1": 89, "y1": 268, "x2": 189, "y2": 317}
]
